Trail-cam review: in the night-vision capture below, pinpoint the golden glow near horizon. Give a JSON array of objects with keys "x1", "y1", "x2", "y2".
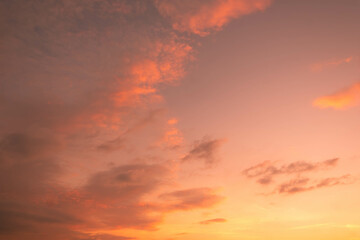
[{"x1": 1, "y1": 1, "x2": 360, "y2": 240}]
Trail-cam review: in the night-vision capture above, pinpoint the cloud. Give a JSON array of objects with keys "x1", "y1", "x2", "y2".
[
  {"x1": 83, "y1": 164, "x2": 170, "y2": 205},
  {"x1": 167, "y1": 118, "x2": 178, "y2": 125},
  {"x1": 97, "y1": 137, "x2": 125, "y2": 152},
  {"x1": 182, "y1": 138, "x2": 225, "y2": 166},
  {"x1": 0, "y1": 0, "x2": 193, "y2": 133},
  {"x1": 159, "y1": 117, "x2": 183, "y2": 149},
  {"x1": 0, "y1": 163, "x2": 169, "y2": 238},
  {"x1": 159, "y1": 188, "x2": 224, "y2": 211},
  {"x1": 155, "y1": 0, "x2": 272, "y2": 36},
  {"x1": 60, "y1": 166, "x2": 224, "y2": 232},
  {"x1": 89, "y1": 234, "x2": 135, "y2": 240},
  {"x1": 243, "y1": 159, "x2": 354, "y2": 195},
  {"x1": 276, "y1": 175, "x2": 354, "y2": 195},
  {"x1": 97, "y1": 109, "x2": 165, "y2": 152},
  {"x1": 199, "y1": 218, "x2": 227, "y2": 225},
  {"x1": 311, "y1": 57, "x2": 353, "y2": 72},
  {"x1": 0, "y1": 0, "x2": 271, "y2": 238},
  {"x1": 313, "y1": 82, "x2": 360, "y2": 110},
  {"x1": 0, "y1": 133, "x2": 62, "y2": 199},
  {"x1": 0, "y1": 159, "x2": 225, "y2": 239},
  {"x1": 242, "y1": 158, "x2": 339, "y2": 185}
]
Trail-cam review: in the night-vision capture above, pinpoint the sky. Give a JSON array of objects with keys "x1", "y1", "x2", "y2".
[{"x1": 0, "y1": 0, "x2": 360, "y2": 239}]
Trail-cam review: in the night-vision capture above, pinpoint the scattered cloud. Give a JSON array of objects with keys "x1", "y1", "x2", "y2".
[
  {"x1": 199, "y1": 218, "x2": 227, "y2": 225},
  {"x1": 313, "y1": 82, "x2": 360, "y2": 110},
  {"x1": 243, "y1": 158, "x2": 354, "y2": 195}
]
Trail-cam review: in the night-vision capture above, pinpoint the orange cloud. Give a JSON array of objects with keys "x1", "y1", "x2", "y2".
[
  {"x1": 313, "y1": 82, "x2": 360, "y2": 110},
  {"x1": 311, "y1": 56, "x2": 353, "y2": 72},
  {"x1": 155, "y1": 0, "x2": 272, "y2": 36},
  {"x1": 167, "y1": 118, "x2": 178, "y2": 125}
]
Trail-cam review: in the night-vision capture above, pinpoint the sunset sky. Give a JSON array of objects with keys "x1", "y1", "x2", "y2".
[{"x1": 1, "y1": 1, "x2": 360, "y2": 240}]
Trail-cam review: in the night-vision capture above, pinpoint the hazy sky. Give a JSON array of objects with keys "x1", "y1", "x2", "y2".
[{"x1": 1, "y1": 1, "x2": 360, "y2": 240}]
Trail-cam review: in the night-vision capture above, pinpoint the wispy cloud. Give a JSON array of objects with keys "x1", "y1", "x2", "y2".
[
  {"x1": 311, "y1": 56, "x2": 353, "y2": 72},
  {"x1": 313, "y1": 82, "x2": 360, "y2": 110}
]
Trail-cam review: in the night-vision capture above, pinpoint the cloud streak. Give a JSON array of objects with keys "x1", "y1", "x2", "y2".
[{"x1": 199, "y1": 218, "x2": 227, "y2": 225}]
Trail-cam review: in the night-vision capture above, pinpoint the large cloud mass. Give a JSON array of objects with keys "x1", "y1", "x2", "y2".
[{"x1": 0, "y1": 0, "x2": 273, "y2": 239}]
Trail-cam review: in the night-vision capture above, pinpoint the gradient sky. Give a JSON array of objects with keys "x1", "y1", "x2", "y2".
[{"x1": 1, "y1": 1, "x2": 360, "y2": 240}]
